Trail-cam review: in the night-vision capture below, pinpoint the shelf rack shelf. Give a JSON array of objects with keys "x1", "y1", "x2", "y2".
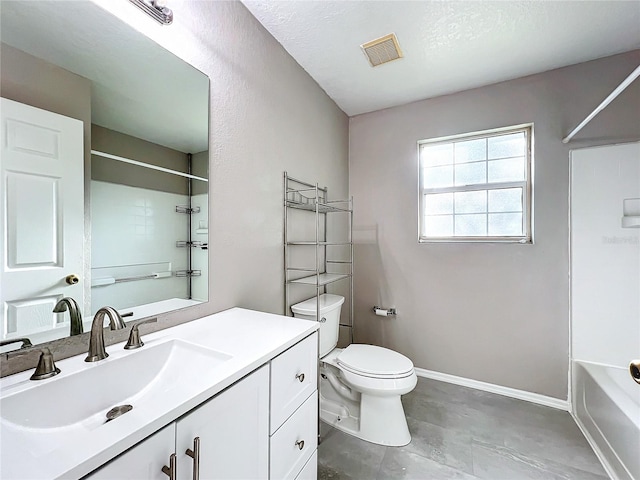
[
  {"x1": 286, "y1": 241, "x2": 352, "y2": 246},
  {"x1": 283, "y1": 172, "x2": 353, "y2": 343},
  {"x1": 285, "y1": 200, "x2": 352, "y2": 214},
  {"x1": 289, "y1": 273, "x2": 351, "y2": 286}
]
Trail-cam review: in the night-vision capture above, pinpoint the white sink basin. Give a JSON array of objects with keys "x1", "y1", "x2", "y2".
[{"x1": 1, "y1": 339, "x2": 232, "y2": 431}]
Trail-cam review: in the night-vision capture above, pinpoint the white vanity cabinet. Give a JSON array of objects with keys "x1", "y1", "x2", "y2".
[
  {"x1": 86, "y1": 365, "x2": 269, "y2": 480},
  {"x1": 84, "y1": 331, "x2": 318, "y2": 480}
]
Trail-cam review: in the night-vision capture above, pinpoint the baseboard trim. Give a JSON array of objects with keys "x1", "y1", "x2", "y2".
[{"x1": 414, "y1": 367, "x2": 569, "y2": 411}]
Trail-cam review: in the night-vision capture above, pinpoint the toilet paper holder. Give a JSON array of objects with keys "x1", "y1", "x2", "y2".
[{"x1": 372, "y1": 306, "x2": 396, "y2": 316}]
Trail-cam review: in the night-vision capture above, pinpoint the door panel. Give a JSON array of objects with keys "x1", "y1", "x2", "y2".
[
  {"x1": 1, "y1": 98, "x2": 84, "y2": 342},
  {"x1": 6, "y1": 171, "x2": 60, "y2": 267}
]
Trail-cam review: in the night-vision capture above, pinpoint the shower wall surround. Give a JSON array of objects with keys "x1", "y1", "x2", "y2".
[
  {"x1": 571, "y1": 142, "x2": 640, "y2": 368},
  {"x1": 90, "y1": 181, "x2": 190, "y2": 311}
]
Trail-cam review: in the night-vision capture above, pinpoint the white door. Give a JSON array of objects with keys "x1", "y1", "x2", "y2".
[
  {"x1": 176, "y1": 365, "x2": 270, "y2": 480},
  {"x1": 0, "y1": 97, "x2": 84, "y2": 343}
]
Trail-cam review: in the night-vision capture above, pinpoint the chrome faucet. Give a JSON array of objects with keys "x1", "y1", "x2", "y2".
[
  {"x1": 53, "y1": 297, "x2": 83, "y2": 336},
  {"x1": 124, "y1": 317, "x2": 158, "y2": 350},
  {"x1": 86, "y1": 307, "x2": 126, "y2": 362},
  {"x1": 4, "y1": 346, "x2": 60, "y2": 380}
]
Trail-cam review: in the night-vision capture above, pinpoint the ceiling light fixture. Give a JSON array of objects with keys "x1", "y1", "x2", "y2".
[
  {"x1": 129, "y1": 0, "x2": 173, "y2": 25},
  {"x1": 361, "y1": 33, "x2": 403, "y2": 67}
]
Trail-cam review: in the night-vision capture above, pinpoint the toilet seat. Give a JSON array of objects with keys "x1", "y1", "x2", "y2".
[{"x1": 336, "y1": 344, "x2": 414, "y2": 379}]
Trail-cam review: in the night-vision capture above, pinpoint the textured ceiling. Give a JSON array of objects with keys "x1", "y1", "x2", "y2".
[{"x1": 243, "y1": 1, "x2": 640, "y2": 116}]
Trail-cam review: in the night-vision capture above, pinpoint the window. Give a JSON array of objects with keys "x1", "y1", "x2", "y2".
[{"x1": 418, "y1": 125, "x2": 533, "y2": 243}]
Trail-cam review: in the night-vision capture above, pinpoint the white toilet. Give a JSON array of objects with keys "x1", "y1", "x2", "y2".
[{"x1": 291, "y1": 294, "x2": 417, "y2": 447}]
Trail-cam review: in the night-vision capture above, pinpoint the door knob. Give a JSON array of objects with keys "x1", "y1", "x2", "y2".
[{"x1": 630, "y1": 359, "x2": 640, "y2": 385}]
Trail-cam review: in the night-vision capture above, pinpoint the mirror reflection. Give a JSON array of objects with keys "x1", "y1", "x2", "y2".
[{"x1": 0, "y1": 1, "x2": 209, "y2": 350}]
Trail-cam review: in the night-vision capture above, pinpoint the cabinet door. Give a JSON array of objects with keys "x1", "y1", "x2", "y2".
[
  {"x1": 84, "y1": 424, "x2": 175, "y2": 480},
  {"x1": 176, "y1": 365, "x2": 269, "y2": 480}
]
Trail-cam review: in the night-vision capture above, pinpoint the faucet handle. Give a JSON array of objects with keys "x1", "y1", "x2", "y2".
[
  {"x1": 0, "y1": 337, "x2": 33, "y2": 350},
  {"x1": 31, "y1": 348, "x2": 61, "y2": 380},
  {"x1": 124, "y1": 318, "x2": 158, "y2": 350}
]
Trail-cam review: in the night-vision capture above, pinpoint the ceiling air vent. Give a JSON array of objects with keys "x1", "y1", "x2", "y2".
[{"x1": 361, "y1": 33, "x2": 403, "y2": 67}]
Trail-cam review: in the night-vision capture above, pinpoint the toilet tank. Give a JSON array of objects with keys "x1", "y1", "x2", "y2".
[{"x1": 290, "y1": 294, "x2": 345, "y2": 357}]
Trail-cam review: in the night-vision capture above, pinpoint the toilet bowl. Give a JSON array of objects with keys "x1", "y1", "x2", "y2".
[{"x1": 291, "y1": 294, "x2": 417, "y2": 446}]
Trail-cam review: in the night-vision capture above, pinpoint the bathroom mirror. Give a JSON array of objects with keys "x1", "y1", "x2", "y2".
[{"x1": 0, "y1": 1, "x2": 209, "y2": 349}]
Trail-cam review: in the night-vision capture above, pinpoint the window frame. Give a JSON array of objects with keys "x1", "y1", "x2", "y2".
[{"x1": 417, "y1": 124, "x2": 534, "y2": 244}]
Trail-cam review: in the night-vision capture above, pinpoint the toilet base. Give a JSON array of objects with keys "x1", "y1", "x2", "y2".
[{"x1": 319, "y1": 364, "x2": 413, "y2": 447}]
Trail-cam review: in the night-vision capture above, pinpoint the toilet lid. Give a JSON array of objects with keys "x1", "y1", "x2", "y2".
[{"x1": 337, "y1": 344, "x2": 414, "y2": 377}]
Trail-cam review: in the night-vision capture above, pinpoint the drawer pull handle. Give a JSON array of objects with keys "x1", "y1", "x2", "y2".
[
  {"x1": 185, "y1": 436, "x2": 200, "y2": 480},
  {"x1": 162, "y1": 453, "x2": 177, "y2": 480},
  {"x1": 296, "y1": 373, "x2": 305, "y2": 383},
  {"x1": 295, "y1": 439, "x2": 305, "y2": 450}
]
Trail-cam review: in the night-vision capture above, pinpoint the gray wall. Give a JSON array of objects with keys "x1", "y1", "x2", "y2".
[
  {"x1": 191, "y1": 150, "x2": 209, "y2": 196},
  {"x1": 116, "y1": 1, "x2": 349, "y2": 318},
  {"x1": 349, "y1": 50, "x2": 640, "y2": 400},
  {"x1": 92, "y1": 124, "x2": 189, "y2": 195},
  {"x1": 0, "y1": 43, "x2": 92, "y2": 164}
]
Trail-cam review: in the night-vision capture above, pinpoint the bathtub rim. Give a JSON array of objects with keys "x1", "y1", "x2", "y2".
[
  {"x1": 572, "y1": 359, "x2": 640, "y2": 480},
  {"x1": 574, "y1": 360, "x2": 640, "y2": 428}
]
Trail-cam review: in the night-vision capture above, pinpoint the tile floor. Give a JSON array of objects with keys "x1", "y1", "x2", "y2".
[{"x1": 318, "y1": 377, "x2": 608, "y2": 480}]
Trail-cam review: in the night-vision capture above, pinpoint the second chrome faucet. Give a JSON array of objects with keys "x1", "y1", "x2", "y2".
[
  {"x1": 86, "y1": 307, "x2": 126, "y2": 362},
  {"x1": 53, "y1": 297, "x2": 84, "y2": 336}
]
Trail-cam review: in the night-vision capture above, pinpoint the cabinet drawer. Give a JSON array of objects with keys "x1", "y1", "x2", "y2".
[
  {"x1": 270, "y1": 332, "x2": 317, "y2": 432},
  {"x1": 270, "y1": 391, "x2": 318, "y2": 480},
  {"x1": 295, "y1": 450, "x2": 317, "y2": 480}
]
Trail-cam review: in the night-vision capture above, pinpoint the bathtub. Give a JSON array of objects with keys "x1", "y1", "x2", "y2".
[{"x1": 573, "y1": 361, "x2": 640, "y2": 480}]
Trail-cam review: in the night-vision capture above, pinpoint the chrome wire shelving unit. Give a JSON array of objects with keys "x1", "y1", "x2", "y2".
[{"x1": 283, "y1": 172, "x2": 354, "y2": 343}]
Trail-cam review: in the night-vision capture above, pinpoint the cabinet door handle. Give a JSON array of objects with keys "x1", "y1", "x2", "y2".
[
  {"x1": 295, "y1": 439, "x2": 305, "y2": 450},
  {"x1": 162, "y1": 453, "x2": 176, "y2": 480},
  {"x1": 185, "y1": 436, "x2": 200, "y2": 480},
  {"x1": 296, "y1": 373, "x2": 305, "y2": 383}
]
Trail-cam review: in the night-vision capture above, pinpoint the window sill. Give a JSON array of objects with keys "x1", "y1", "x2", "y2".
[{"x1": 418, "y1": 237, "x2": 533, "y2": 244}]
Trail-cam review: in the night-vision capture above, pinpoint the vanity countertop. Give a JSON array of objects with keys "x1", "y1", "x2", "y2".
[{"x1": 0, "y1": 308, "x2": 318, "y2": 480}]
